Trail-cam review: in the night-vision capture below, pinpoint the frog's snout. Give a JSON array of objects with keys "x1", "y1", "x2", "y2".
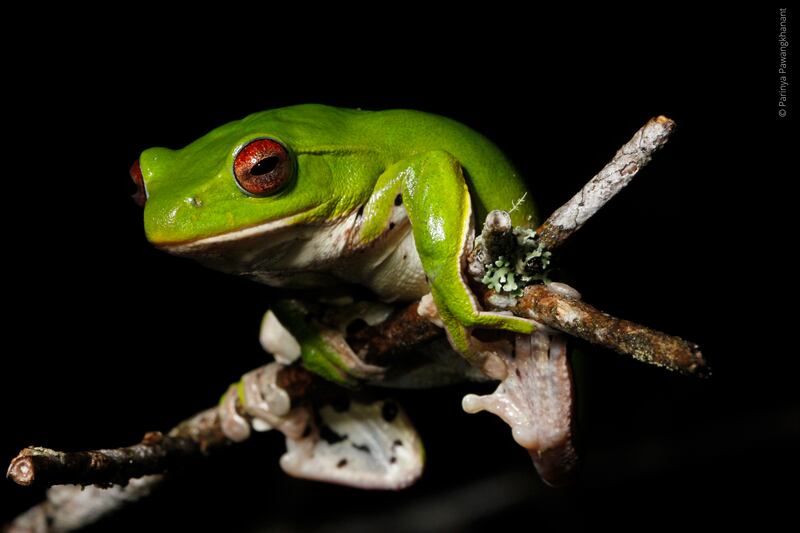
[{"x1": 130, "y1": 159, "x2": 147, "y2": 207}]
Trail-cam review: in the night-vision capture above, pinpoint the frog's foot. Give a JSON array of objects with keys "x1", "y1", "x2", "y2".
[
  {"x1": 280, "y1": 398, "x2": 424, "y2": 490},
  {"x1": 264, "y1": 300, "x2": 386, "y2": 387},
  {"x1": 462, "y1": 332, "x2": 578, "y2": 486},
  {"x1": 219, "y1": 362, "x2": 310, "y2": 442},
  {"x1": 239, "y1": 364, "x2": 310, "y2": 438}
]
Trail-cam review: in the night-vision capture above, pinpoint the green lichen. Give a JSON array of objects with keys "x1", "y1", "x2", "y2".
[
  {"x1": 523, "y1": 243, "x2": 551, "y2": 270},
  {"x1": 479, "y1": 225, "x2": 552, "y2": 300},
  {"x1": 482, "y1": 256, "x2": 517, "y2": 293}
]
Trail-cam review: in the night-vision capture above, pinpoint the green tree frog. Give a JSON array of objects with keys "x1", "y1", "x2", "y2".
[{"x1": 133, "y1": 104, "x2": 572, "y2": 488}]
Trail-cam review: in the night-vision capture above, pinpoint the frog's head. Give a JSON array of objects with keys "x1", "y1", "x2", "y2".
[{"x1": 132, "y1": 105, "x2": 379, "y2": 275}]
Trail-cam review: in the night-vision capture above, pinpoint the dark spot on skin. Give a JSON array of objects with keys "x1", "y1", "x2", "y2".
[
  {"x1": 403, "y1": 254, "x2": 407, "y2": 260},
  {"x1": 389, "y1": 222, "x2": 395, "y2": 230},
  {"x1": 352, "y1": 443, "x2": 371, "y2": 454},
  {"x1": 390, "y1": 457, "x2": 397, "y2": 464},
  {"x1": 382, "y1": 402, "x2": 398, "y2": 423},
  {"x1": 337, "y1": 458, "x2": 348, "y2": 468},
  {"x1": 515, "y1": 368, "x2": 522, "y2": 379},
  {"x1": 302, "y1": 425, "x2": 313, "y2": 438},
  {"x1": 357, "y1": 206, "x2": 364, "y2": 217},
  {"x1": 331, "y1": 395, "x2": 351, "y2": 413},
  {"x1": 393, "y1": 439, "x2": 403, "y2": 447},
  {"x1": 320, "y1": 425, "x2": 347, "y2": 445},
  {"x1": 394, "y1": 194, "x2": 403, "y2": 206}
]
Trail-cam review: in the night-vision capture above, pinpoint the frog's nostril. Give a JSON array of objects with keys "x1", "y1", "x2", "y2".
[{"x1": 130, "y1": 159, "x2": 147, "y2": 207}]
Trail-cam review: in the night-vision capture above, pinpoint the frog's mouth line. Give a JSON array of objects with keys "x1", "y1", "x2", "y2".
[{"x1": 155, "y1": 210, "x2": 310, "y2": 255}]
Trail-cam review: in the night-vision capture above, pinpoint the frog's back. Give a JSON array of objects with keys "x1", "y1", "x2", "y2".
[{"x1": 247, "y1": 105, "x2": 538, "y2": 227}]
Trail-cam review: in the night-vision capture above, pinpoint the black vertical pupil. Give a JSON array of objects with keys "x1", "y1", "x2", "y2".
[{"x1": 251, "y1": 156, "x2": 280, "y2": 176}]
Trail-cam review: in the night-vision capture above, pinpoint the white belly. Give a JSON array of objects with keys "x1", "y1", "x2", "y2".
[
  {"x1": 235, "y1": 209, "x2": 429, "y2": 302},
  {"x1": 335, "y1": 226, "x2": 429, "y2": 302}
]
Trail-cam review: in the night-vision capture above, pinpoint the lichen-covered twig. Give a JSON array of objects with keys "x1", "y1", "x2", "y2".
[
  {"x1": 470, "y1": 115, "x2": 702, "y2": 375},
  {"x1": 535, "y1": 116, "x2": 676, "y2": 250}
]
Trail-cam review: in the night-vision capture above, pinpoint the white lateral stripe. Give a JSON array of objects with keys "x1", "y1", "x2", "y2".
[{"x1": 162, "y1": 209, "x2": 314, "y2": 253}]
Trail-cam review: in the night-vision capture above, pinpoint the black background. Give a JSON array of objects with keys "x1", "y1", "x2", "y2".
[{"x1": 3, "y1": 8, "x2": 795, "y2": 532}]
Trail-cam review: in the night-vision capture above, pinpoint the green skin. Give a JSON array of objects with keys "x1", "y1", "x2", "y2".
[{"x1": 140, "y1": 104, "x2": 539, "y2": 386}]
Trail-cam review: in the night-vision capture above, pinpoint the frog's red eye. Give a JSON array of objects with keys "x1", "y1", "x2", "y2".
[
  {"x1": 233, "y1": 138, "x2": 293, "y2": 196},
  {"x1": 130, "y1": 159, "x2": 147, "y2": 207}
]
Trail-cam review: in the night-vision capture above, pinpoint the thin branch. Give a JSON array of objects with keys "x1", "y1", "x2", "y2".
[
  {"x1": 349, "y1": 301, "x2": 442, "y2": 364},
  {"x1": 6, "y1": 364, "x2": 319, "y2": 490},
  {"x1": 7, "y1": 434, "x2": 202, "y2": 489},
  {"x1": 509, "y1": 285, "x2": 706, "y2": 376},
  {"x1": 535, "y1": 116, "x2": 676, "y2": 250}
]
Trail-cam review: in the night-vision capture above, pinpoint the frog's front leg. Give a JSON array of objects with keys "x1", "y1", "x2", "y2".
[{"x1": 360, "y1": 151, "x2": 535, "y2": 379}]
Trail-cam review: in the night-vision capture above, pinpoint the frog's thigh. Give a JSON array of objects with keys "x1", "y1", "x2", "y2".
[{"x1": 398, "y1": 151, "x2": 535, "y2": 337}]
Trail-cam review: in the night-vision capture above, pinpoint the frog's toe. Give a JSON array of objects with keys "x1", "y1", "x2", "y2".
[{"x1": 219, "y1": 385, "x2": 251, "y2": 442}]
